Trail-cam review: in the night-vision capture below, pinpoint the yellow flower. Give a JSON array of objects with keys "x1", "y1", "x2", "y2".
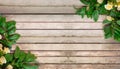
[
  {"x1": 3, "y1": 47, "x2": 10, "y2": 54},
  {"x1": 0, "y1": 35, "x2": 2, "y2": 39},
  {"x1": 0, "y1": 44, "x2": 3, "y2": 51},
  {"x1": 117, "y1": 0, "x2": 120, "y2": 2},
  {"x1": 6, "y1": 64, "x2": 13, "y2": 69},
  {"x1": 0, "y1": 56, "x2": 6, "y2": 65},
  {"x1": 105, "y1": 3, "x2": 113, "y2": 10},
  {"x1": 97, "y1": 0, "x2": 103, "y2": 4},
  {"x1": 106, "y1": 16, "x2": 114, "y2": 21}
]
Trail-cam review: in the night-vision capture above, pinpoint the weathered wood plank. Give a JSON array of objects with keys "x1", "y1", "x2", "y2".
[
  {"x1": 5, "y1": 15, "x2": 105, "y2": 22},
  {"x1": 12, "y1": 44, "x2": 120, "y2": 50},
  {"x1": 22, "y1": 51, "x2": 120, "y2": 57},
  {"x1": 0, "y1": 0, "x2": 82, "y2": 6},
  {"x1": 16, "y1": 23, "x2": 103, "y2": 29},
  {"x1": 36, "y1": 57, "x2": 120, "y2": 63},
  {"x1": 18, "y1": 37, "x2": 117, "y2": 44},
  {"x1": 0, "y1": 6, "x2": 76, "y2": 13},
  {"x1": 16, "y1": 30, "x2": 104, "y2": 37},
  {"x1": 38, "y1": 64, "x2": 120, "y2": 69}
]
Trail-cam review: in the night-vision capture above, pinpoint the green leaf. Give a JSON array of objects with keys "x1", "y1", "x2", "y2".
[
  {"x1": 8, "y1": 34, "x2": 20, "y2": 41},
  {"x1": 0, "y1": 17, "x2": 6, "y2": 28},
  {"x1": 104, "y1": 25, "x2": 113, "y2": 39},
  {"x1": 99, "y1": 5, "x2": 108, "y2": 15},
  {"x1": 1, "y1": 40, "x2": 15, "y2": 48},
  {"x1": 25, "y1": 52, "x2": 36, "y2": 62},
  {"x1": 5, "y1": 54, "x2": 13, "y2": 62},
  {"x1": 86, "y1": 5, "x2": 94, "y2": 18},
  {"x1": 76, "y1": 7, "x2": 86, "y2": 18},
  {"x1": 0, "y1": 28, "x2": 5, "y2": 34},
  {"x1": 6, "y1": 21, "x2": 16, "y2": 30},
  {"x1": 19, "y1": 51, "x2": 26, "y2": 62},
  {"x1": 23, "y1": 65, "x2": 38, "y2": 69},
  {"x1": 92, "y1": 10, "x2": 99, "y2": 22},
  {"x1": 14, "y1": 46, "x2": 20, "y2": 58},
  {"x1": 117, "y1": 20, "x2": 120, "y2": 25},
  {"x1": 80, "y1": 0, "x2": 89, "y2": 5},
  {"x1": 110, "y1": 9, "x2": 119, "y2": 17},
  {"x1": 113, "y1": 25, "x2": 120, "y2": 41},
  {"x1": 7, "y1": 27, "x2": 16, "y2": 35},
  {"x1": 103, "y1": 19, "x2": 111, "y2": 24}
]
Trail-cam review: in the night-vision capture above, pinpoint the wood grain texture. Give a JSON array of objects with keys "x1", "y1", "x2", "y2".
[
  {"x1": 36, "y1": 57, "x2": 120, "y2": 63},
  {"x1": 0, "y1": 6, "x2": 76, "y2": 13},
  {"x1": 38, "y1": 64, "x2": 120, "y2": 69},
  {"x1": 0, "y1": 0, "x2": 82, "y2": 6},
  {"x1": 0, "y1": 0, "x2": 84, "y2": 14},
  {"x1": 17, "y1": 37, "x2": 117, "y2": 44},
  {"x1": 1, "y1": 0, "x2": 119, "y2": 68},
  {"x1": 5, "y1": 15, "x2": 105, "y2": 22},
  {"x1": 16, "y1": 23, "x2": 103, "y2": 30},
  {"x1": 16, "y1": 30, "x2": 104, "y2": 37},
  {"x1": 17, "y1": 50, "x2": 120, "y2": 57},
  {"x1": 13, "y1": 44, "x2": 120, "y2": 50}
]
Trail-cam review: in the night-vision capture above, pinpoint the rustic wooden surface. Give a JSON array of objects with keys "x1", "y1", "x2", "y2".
[{"x1": 0, "y1": 0, "x2": 120, "y2": 69}]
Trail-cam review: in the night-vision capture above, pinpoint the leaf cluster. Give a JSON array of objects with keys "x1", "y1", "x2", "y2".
[
  {"x1": 1, "y1": 47, "x2": 38, "y2": 69},
  {"x1": 0, "y1": 16, "x2": 20, "y2": 48},
  {"x1": 76, "y1": 0, "x2": 120, "y2": 41}
]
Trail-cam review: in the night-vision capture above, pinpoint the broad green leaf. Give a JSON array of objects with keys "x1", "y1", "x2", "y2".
[
  {"x1": 1, "y1": 40, "x2": 15, "y2": 48},
  {"x1": 25, "y1": 52, "x2": 36, "y2": 62},
  {"x1": 86, "y1": 5, "x2": 94, "y2": 18},
  {"x1": 23, "y1": 65, "x2": 38, "y2": 69},
  {"x1": 92, "y1": 10, "x2": 99, "y2": 22},
  {"x1": 99, "y1": 5, "x2": 108, "y2": 15},
  {"x1": 7, "y1": 27, "x2": 16, "y2": 35},
  {"x1": 6, "y1": 21, "x2": 16, "y2": 30},
  {"x1": 0, "y1": 17, "x2": 6, "y2": 28},
  {"x1": 80, "y1": 0, "x2": 89, "y2": 5},
  {"x1": 0, "y1": 28, "x2": 5, "y2": 34},
  {"x1": 103, "y1": 19, "x2": 111, "y2": 24},
  {"x1": 8, "y1": 34, "x2": 20, "y2": 41},
  {"x1": 76, "y1": 7, "x2": 86, "y2": 18},
  {"x1": 14, "y1": 46, "x2": 20, "y2": 58},
  {"x1": 19, "y1": 51, "x2": 26, "y2": 62},
  {"x1": 117, "y1": 20, "x2": 120, "y2": 25},
  {"x1": 104, "y1": 25, "x2": 113, "y2": 39},
  {"x1": 5, "y1": 54, "x2": 13, "y2": 62}
]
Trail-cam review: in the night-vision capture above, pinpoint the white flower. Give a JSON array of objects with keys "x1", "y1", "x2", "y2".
[
  {"x1": 117, "y1": 5, "x2": 120, "y2": 10},
  {"x1": 3, "y1": 47, "x2": 10, "y2": 54},
  {"x1": 97, "y1": 0, "x2": 103, "y2": 4},
  {"x1": 6, "y1": 64, "x2": 13, "y2": 69},
  {"x1": 115, "y1": 4, "x2": 118, "y2": 7},
  {"x1": 0, "y1": 56, "x2": 6, "y2": 65},
  {"x1": 105, "y1": 3, "x2": 113, "y2": 10},
  {"x1": 106, "y1": 16, "x2": 114, "y2": 21}
]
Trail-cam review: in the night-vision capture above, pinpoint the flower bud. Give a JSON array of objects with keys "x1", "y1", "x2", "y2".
[
  {"x1": 6, "y1": 64, "x2": 13, "y2": 69},
  {"x1": 0, "y1": 35, "x2": 2, "y2": 39},
  {"x1": 0, "y1": 44, "x2": 3, "y2": 51},
  {"x1": 97, "y1": 0, "x2": 103, "y2": 4},
  {"x1": 106, "y1": 16, "x2": 114, "y2": 21}
]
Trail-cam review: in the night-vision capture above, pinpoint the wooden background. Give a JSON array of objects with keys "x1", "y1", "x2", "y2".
[{"x1": 0, "y1": 0, "x2": 120, "y2": 69}]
